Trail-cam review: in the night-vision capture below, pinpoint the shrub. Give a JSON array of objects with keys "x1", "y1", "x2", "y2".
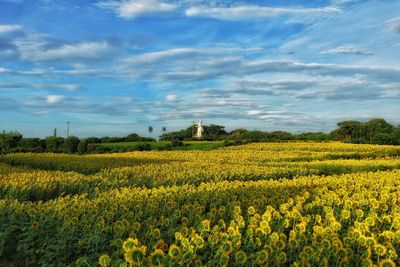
[
  {"x1": 63, "y1": 136, "x2": 80, "y2": 154},
  {"x1": 45, "y1": 137, "x2": 64, "y2": 153},
  {"x1": 78, "y1": 139, "x2": 89, "y2": 154},
  {"x1": 171, "y1": 139, "x2": 184, "y2": 147}
]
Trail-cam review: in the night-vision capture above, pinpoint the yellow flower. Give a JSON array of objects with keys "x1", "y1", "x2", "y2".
[
  {"x1": 168, "y1": 244, "x2": 181, "y2": 259},
  {"x1": 219, "y1": 254, "x2": 230, "y2": 267},
  {"x1": 123, "y1": 238, "x2": 139, "y2": 252},
  {"x1": 98, "y1": 254, "x2": 111, "y2": 267},
  {"x1": 221, "y1": 241, "x2": 233, "y2": 255},
  {"x1": 254, "y1": 250, "x2": 268, "y2": 265},
  {"x1": 200, "y1": 219, "x2": 210, "y2": 232},
  {"x1": 355, "y1": 209, "x2": 364, "y2": 218},
  {"x1": 379, "y1": 259, "x2": 396, "y2": 267},
  {"x1": 277, "y1": 251, "x2": 287, "y2": 264},
  {"x1": 149, "y1": 249, "x2": 165, "y2": 267},
  {"x1": 374, "y1": 244, "x2": 387, "y2": 256},
  {"x1": 247, "y1": 206, "x2": 256, "y2": 215},
  {"x1": 234, "y1": 250, "x2": 247, "y2": 265},
  {"x1": 124, "y1": 245, "x2": 147, "y2": 266}
]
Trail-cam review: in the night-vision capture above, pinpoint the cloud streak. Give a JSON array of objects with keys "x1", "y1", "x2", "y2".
[
  {"x1": 320, "y1": 44, "x2": 372, "y2": 55},
  {"x1": 0, "y1": 82, "x2": 85, "y2": 91},
  {"x1": 0, "y1": 24, "x2": 23, "y2": 35},
  {"x1": 16, "y1": 40, "x2": 112, "y2": 62},
  {"x1": 97, "y1": 0, "x2": 177, "y2": 19},
  {"x1": 385, "y1": 17, "x2": 400, "y2": 33},
  {"x1": 185, "y1": 5, "x2": 339, "y2": 21}
]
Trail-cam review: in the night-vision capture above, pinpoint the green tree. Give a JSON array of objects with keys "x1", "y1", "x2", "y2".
[
  {"x1": 330, "y1": 121, "x2": 363, "y2": 142},
  {"x1": 148, "y1": 126, "x2": 153, "y2": 137},
  {"x1": 77, "y1": 139, "x2": 89, "y2": 154},
  {"x1": 203, "y1": 124, "x2": 227, "y2": 138},
  {"x1": 392, "y1": 126, "x2": 400, "y2": 145},
  {"x1": 0, "y1": 131, "x2": 23, "y2": 152},
  {"x1": 18, "y1": 138, "x2": 45, "y2": 152},
  {"x1": 364, "y1": 118, "x2": 394, "y2": 142},
  {"x1": 63, "y1": 136, "x2": 80, "y2": 153},
  {"x1": 45, "y1": 136, "x2": 64, "y2": 153}
]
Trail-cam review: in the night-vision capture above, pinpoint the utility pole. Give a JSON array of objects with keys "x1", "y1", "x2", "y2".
[{"x1": 66, "y1": 121, "x2": 71, "y2": 137}]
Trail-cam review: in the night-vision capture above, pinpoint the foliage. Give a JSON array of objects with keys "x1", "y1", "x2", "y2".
[
  {"x1": 77, "y1": 139, "x2": 89, "y2": 154},
  {"x1": 159, "y1": 126, "x2": 194, "y2": 141},
  {"x1": 100, "y1": 134, "x2": 154, "y2": 143},
  {"x1": 331, "y1": 118, "x2": 399, "y2": 145},
  {"x1": 63, "y1": 136, "x2": 80, "y2": 154},
  {"x1": 0, "y1": 131, "x2": 23, "y2": 152},
  {"x1": 45, "y1": 136, "x2": 64, "y2": 153},
  {"x1": 171, "y1": 139, "x2": 184, "y2": 147},
  {"x1": 1, "y1": 142, "x2": 400, "y2": 265}
]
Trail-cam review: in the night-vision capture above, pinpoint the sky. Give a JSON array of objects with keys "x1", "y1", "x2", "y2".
[{"x1": 0, "y1": 0, "x2": 399, "y2": 137}]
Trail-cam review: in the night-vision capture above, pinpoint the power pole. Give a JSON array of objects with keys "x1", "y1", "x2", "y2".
[{"x1": 66, "y1": 121, "x2": 71, "y2": 137}]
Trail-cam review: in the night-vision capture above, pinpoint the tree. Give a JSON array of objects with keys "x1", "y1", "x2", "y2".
[
  {"x1": 53, "y1": 128, "x2": 57, "y2": 137},
  {"x1": 0, "y1": 131, "x2": 23, "y2": 152},
  {"x1": 162, "y1": 127, "x2": 167, "y2": 134},
  {"x1": 330, "y1": 121, "x2": 363, "y2": 142},
  {"x1": 159, "y1": 126, "x2": 193, "y2": 141},
  {"x1": 86, "y1": 137, "x2": 101, "y2": 144},
  {"x1": 203, "y1": 124, "x2": 227, "y2": 138},
  {"x1": 330, "y1": 118, "x2": 398, "y2": 145},
  {"x1": 125, "y1": 133, "x2": 153, "y2": 142},
  {"x1": 63, "y1": 136, "x2": 80, "y2": 153},
  {"x1": 45, "y1": 136, "x2": 64, "y2": 153},
  {"x1": 77, "y1": 139, "x2": 89, "y2": 154},
  {"x1": 148, "y1": 126, "x2": 153, "y2": 137},
  {"x1": 392, "y1": 126, "x2": 400, "y2": 145},
  {"x1": 18, "y1": 138, "x2": 45, "y2": 152},
  {"x1": 364, "y1": 118, "x2": 394, "y2": 142}
]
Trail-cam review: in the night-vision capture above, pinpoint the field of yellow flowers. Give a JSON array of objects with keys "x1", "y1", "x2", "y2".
[{"x1": 0, "y1": 142, "x2": 400, "y2": 266}]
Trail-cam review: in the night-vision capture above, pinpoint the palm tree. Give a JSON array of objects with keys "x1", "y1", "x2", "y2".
[
  {"x1": 162, "y1": 127, "x2": 167, "y2": 134},
  {"x1": 148, "y1": 126, "x2": 153, "y2": 137}
]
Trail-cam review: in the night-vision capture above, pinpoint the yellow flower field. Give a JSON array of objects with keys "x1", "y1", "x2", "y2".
[{"x1": 0, "y1": 142, "x2": 399, "y2": 266}]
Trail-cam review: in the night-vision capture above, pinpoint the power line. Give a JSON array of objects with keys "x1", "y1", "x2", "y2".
[{"x1": 66, "y1": 121, "x2": 71, "y2": 137}]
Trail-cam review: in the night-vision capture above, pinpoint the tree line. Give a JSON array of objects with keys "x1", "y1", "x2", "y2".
[
  {"x1": 1, "y1": 118, "x2": 399, "y2": 154},
  {"x1": 0, "y1": 132, "x2": 154, "y2": 154},
  {"x1": 159, "y1": 118, "x2": 400, "y2": 145}
]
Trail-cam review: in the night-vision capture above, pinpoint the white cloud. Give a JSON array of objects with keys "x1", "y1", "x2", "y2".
[
  {"x1": 185, "y1": 5, "x2": 339, "y2": 20},
  {"x1": 57, "y1": 84, "x2": 83, "y2": 91},
  {"x1": 0, "y1": 82, "x2": 84, "y2": 91},
  {"x1": 45, "y1": 95, "x2": 67, "y2": 104},
  {"x1": 125, "y1": 48, "x2": 198, "y2": 64},
  {"x1": 98, "y1": 0, "x2": 177, "y2": 19},
  {"x1": 17, "y1": 41, "x2": 110, "y2": 62},
  {"x1": 0, "y1": 24, "x2": 23, "y2": 35},
  {"x1": 247, "y1": 110, "x2": 263, "y2": 116},
  {"x1": 320, "y1": 44, "x2": 372, "y2": 55},
  {"x1": 331, "y1": 0, "x2": 355, "y2": 5},
  {"x1": 385, "y1": 17, "x2": 400, "y2": 33},
  {"x1": 0, "y1": 67, "x2": 11, "y2": 73},
  {"x1": 122, "y1": 47, "x2": 260, "y2": 65},
  {"x1": 165, "y1": 94, "x2": 178, "y2": 101}
]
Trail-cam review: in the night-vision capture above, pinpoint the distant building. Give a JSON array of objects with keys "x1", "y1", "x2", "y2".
[{"x1": 196, "y1": 120, "x2": 204, "y2": 138}]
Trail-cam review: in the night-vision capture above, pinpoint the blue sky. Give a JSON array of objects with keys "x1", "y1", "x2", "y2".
[{"x1": 0, "y1": 0, "x2": 399, "y2": 137}]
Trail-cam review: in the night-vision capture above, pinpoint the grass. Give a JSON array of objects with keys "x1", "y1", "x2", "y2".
[
  {"x1": 98, "y1": 141, "x2": 225, "y2": 151},
  {"x1": 100, "y1": 141, "x2": 169, "y2": 149}
]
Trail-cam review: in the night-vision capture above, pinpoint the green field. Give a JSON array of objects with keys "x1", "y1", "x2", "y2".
[
  {"x1": 1, "y1": 142, "x2": 400, "y2": 266},
  {"x1": 98, "y1": 141, "x2": 225, "y2": 151}
]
